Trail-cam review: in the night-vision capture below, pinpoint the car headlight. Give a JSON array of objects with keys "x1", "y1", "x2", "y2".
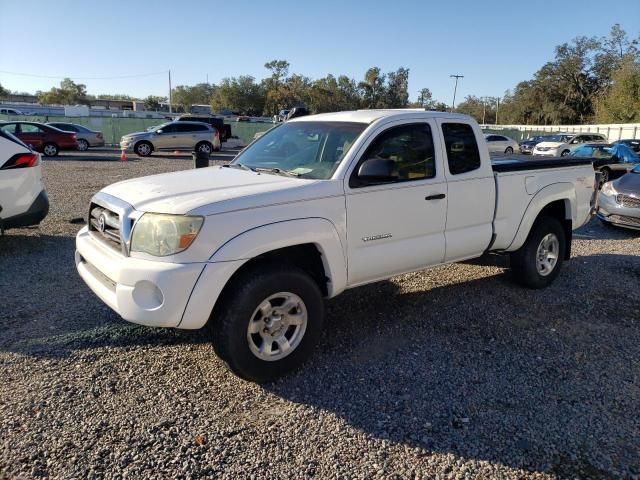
[
  {"x1": 130, "y1": 213, "x2": 204, "y2": 256},
  {"x1": 600, "y1": 181, "x2": 617, "y2": 196}
]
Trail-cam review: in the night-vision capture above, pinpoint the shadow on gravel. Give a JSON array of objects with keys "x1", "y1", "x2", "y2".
[
  {"x1": 574, "y1": 217, "x2": 640, "y2": 241},
  {"x1": 265, "y1": 253, "x2": 640, "y2": 477}
]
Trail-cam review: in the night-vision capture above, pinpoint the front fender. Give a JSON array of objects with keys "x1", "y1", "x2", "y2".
[
  {"x1": 506, "y1": 182, "x2": 575, "y2": 252},
  {"x1": 211, "y1": 217, "x2": 347, "y2": 297}
]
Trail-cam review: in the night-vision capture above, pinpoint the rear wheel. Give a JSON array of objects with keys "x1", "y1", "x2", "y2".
[
  {"x1": 210, "y1": 263, "x2": 324, "y2": 383},
  {"x1": 77, "y1": 139, "x2": 89, "y2": 151},
  {"x1": 599, "y1": 167, "x2": 610, "y2": 185},
  {"x1": 135, "y1": 141, "x2": 153, "y2": 157},
  {"x1": 510, "y1": 216, "x2": 566, "y2": 289},
  {"x1": 561, "y1": 149, "x2": 570, "y2": 157},
  {"x1": 42, "y1": 143, "x2": 59, "y2": 157},
  {"x1": 505, "y1": 146, "x2": 514, "y2": 154}
]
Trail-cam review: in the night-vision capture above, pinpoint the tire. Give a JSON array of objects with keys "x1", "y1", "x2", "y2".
[
  {"x1": 599, "y1": 167, "x2": 610, "y2": 185},
  {"x1": 210, "y1": 263, "x2": 325, "y2": 383},
  {"x1": 510, "y1": 216, "x2": 566, "y2": 289},
  {"x1": 505, "y1": 146, "x2": 514, "y2": 154},
  {"x1": 77, "y1": 139, "x2": 89, "y2": 151},
  {"x1": 195, "y1": 141, "x2": 213, "y2": 155},
  {"x1": 561, "y1": 149, "x2": 570, "y2": 157},
  {"x1": 42, "y1": 143, "x2": 59, "y2": 157},
  {"x1": 135, "y1": 141, "x2": 153, "y2": 157}
]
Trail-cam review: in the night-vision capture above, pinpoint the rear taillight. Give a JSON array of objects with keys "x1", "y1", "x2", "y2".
[
  {"x1": 1, "y1": 152, "x2": 40, "y2": 169},
  {"x1": 96, "y1": 132, "x2": 103, "y2": 139},
  {"x1": 214, "y1": 129, "x2": 220, "y2": 138}
]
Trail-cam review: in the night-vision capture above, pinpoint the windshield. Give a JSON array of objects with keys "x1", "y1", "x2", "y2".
[{"x1": 232, "y1": 121, "x2": 367, "y2": 179}]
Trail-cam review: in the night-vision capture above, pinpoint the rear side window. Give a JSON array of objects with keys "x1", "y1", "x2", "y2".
[
  {"x1": 189, "y1": 124, "x2": 208, "y2": 132},
  {"x1": 442, "y1": 123, "x2": 481, "y2": 175},
  {"x1": 0, "y1": 123, "x2": 18, "y2": 134}
]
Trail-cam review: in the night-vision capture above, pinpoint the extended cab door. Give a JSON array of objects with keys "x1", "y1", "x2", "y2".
[
  {"x1": 344, "y1": 120, "x2": 447, "y2": 286},
  {"x1": 437, "y1": 121, "x2": 496, "y2": 261}
]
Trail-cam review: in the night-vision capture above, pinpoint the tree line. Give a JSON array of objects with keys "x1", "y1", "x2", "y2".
[{"x1": 1, "y1": 24, "x2": 637, "y2": 125}]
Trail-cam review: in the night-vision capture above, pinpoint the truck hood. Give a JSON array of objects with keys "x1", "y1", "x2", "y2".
[{"x1": 101, "y1": 166, "x2": 332, "y2": 215}]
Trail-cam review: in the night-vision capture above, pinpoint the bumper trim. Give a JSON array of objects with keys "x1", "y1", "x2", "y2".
[{"x1": 1, "y1": 189, "x2": 49, "y2": 229}]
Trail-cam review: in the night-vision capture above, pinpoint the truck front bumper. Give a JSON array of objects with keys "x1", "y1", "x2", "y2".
[{"x1": 75, "y1": 226, "x2": 244, "y2": 329}]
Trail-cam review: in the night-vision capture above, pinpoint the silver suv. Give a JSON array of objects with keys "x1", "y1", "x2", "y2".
[{"x1": 120, "y1": 121, "x2": 221, "y2": 157}]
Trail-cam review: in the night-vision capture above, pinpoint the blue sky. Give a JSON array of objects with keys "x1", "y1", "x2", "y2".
[{"x1": 0, "y1": 0, "x2": 638, "y2": 103}]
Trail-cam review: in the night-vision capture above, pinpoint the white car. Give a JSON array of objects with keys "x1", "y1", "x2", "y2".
[
  {"x1": 533, "y1": 133, "x2": 608, "y2": 157},
  {"x1": 0, "y1": 130, "x2": 49, "y2": 231},
  {"x1": 76, "y1": 110, "x2": 597, "y2": 382},
  {"x1": 484, "y1": 134, "x2": 520, "y2": 154}
]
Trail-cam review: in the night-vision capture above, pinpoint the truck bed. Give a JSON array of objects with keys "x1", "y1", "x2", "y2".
[{"x1": 491, "y1": 156, "x2": 593, "y2": 172}]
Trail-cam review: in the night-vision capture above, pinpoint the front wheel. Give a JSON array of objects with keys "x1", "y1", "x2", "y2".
[
  {"x1": 210, "y1": 264, "x2": 324, "y2": 383},
  {"x1": 599, "y1": 167, "x2": 610, "y2": 185},
  {"x1": 135, "y1": 141, "x2": 153, "y2": 157},
  {"x1": 510, "y1": 216, "x2": 566, "y2": 289},
  {"x1": 195, "y1": 141, "x2": 213, "y2": 155}
]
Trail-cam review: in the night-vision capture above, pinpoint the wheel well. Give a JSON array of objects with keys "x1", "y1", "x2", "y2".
[
  {"x1": 135, "y1": 140, "x2": 153, "y2": 151},
  {"x1": 227, "y1": 244, "x2": 329, "y2": 297},
  {"x1": 537, "y1": 200, "x2": 572, "y2": 260}
]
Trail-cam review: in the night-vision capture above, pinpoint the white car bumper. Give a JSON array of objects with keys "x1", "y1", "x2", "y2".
[{"x1": 597, "y1": 192, "x2": 640, "y2": 230}]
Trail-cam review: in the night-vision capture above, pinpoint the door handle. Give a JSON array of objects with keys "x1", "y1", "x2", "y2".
[{"x1": 425, "y1": 193, "x2": 446, "y2": 200}]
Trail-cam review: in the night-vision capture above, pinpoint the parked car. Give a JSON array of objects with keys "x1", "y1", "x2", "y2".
[
  {"x1": 76, "y1": 110, "x2": 597, "y2": 382},
  {"x1": 597, "y1": 163, "x2": 640, "y2": 230},
  {"x1": 570, "y1": 143, "x2": 640, "y2": 184},
  {"x1": 175, "y1": 115, "x2": 228, "y2": 141},
  {"x1": 119, "y1": 121, "x2": 220, "y2": 157},
  {"x1": 0, "y1": 107, "x2": 24, "y2": 116},
  {"x1": 484, "y1": 134, "x2": 519, "y2": 154},
  {"x1": 519, "y1": 135, "x2": 552, "y2": 155},
  {"x1": 533, "y1": 133, "x2": 607, "y2": 157},
  {"x1": 0, "y1": 121, "x2": 77, "y2": 156},
  {"x1": 613, "y1": 139, "x2": 640, "y2": 154},
  {"x1": 46, "y1": 122, "x2": 105, "y2": 151},
  {"x1": 0, "y1": 129, "x2": 49, "y2": 230},
  {"x1": 236, "y1": 116, "x2": 251, "y2": 122}
]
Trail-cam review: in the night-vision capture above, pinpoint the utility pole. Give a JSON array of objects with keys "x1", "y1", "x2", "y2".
[
  {"x1": 495, "y1": 98, "x2": 499, "y2": 125},
  {"x1": 449, "y1": 74, "x2": 464, "y2": 111},
  {"x1": 168, "y1": 70, "x2": 172, "y2": 114},
  {"x1": 482, "y1": 97, "x2": 486, "y2": 125}
]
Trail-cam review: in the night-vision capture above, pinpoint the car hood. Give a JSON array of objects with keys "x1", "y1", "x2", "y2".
[
  {"x1": 613, "y1": 172, "x2": 640, "y2": 196},
  {"x1": 101, "y1": 166, "x2": 334, "y2": 215},
  {"x1": 123, "y1": 131, "x2": 150, "y2": 138},
  {"x1": 535, "y1": 141, "x2": 563, "y2": 149}
]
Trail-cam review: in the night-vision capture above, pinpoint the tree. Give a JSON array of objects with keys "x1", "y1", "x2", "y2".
[
  {"x1": 210, "y1": 76, "x2": 265, "y2": 115},
  {"x1": 171, "y1": 83, "x2": 215, "y2": 112},
  {"x1": 358, "y1": 67, "x2": 386, "y2": 108},
  {"x1": 385, "y1": 68, "x2": 410, "y2": 108},
  {"x1": 594, "y1": 59, "x2": 640, "y2": 123},
  {"x1": 0, "y1": 83, "x2": 8, "y2": 98},
  {"x1": 262, "y1": 60, "x2": 291, "y2": 115},
  {"x1": 143, "y1": 95, "x2": 166, "y2": 111},
  {"x1": 37, "y1": 78, "x2": 88, "y2": 105},
  {"x1": 455, "y1": 95, "x2": 500, "y2": 124}
]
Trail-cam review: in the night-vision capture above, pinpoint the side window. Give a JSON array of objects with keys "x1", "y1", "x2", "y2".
[
  {"x1": 442, "y1": 123, "x2": 482, "y2": 175},
  {"x1": 496, "y1": 136, "x2": 508, "y2": 141},
  {"x1": 20, "y1": 124, "x2": 43, "y2": 133},
  {"x1": 485, "y1": 135, "x2": 496, "y2": 142},
  {"x1": 160, "y1": 124, "x2": 176, "y2": 133},
  {"x1": 0, "y1": 123, "x2": 18, "y2": 134},
  {"x1": 351, "y1": 123, "x2": 435, "y2": 187},
  {"x1": 175, "y1": 124, "x2": 196, "y2": 133},
  {"x1": 189, "y1": 124, "x2": 208, "y2": 132}
]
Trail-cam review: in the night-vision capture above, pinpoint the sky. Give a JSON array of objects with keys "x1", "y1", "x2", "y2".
[{"x1": 0, "y1": 0, "x2": 638, "y2": 104}]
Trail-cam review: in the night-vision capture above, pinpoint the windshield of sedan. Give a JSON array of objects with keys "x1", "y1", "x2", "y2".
[{"x1": 231, "y1": 121, "x2": 367, "y2": 179}]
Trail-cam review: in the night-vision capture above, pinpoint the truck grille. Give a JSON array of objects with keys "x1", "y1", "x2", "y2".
[
  {"x1": 609, "y1": 214, "x2": 640, "y2": 227},
  {"x1": 617, "y1": 194, "x2": 640, "y2": 208},
  {"x1": 89, "y1": 204, "x2": 122, "y2": 251}
]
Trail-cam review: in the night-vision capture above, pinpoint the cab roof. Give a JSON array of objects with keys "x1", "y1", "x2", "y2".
[{"x1": 290, "y1": 109, "x2": 474, "y2": 124}]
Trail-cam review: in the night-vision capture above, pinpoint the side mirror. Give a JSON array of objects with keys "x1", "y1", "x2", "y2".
[
  {"x1": 356, "y1": 158, "x2": 398, "y2": 184},
  {"x1": 156, "y1": 129, "x2": 163, "y2": 134}
]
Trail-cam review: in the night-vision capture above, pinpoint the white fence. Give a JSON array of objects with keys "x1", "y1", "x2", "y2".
[{"x1": 480, "y1": 123, "x2": 640, "y2": 142}]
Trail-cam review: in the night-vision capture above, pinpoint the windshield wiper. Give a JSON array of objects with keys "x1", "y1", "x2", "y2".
[
  {"x1": 224, "y1": 163, "x2": 255, "y2": 172},
  {"x1": 253, "y1": 167, "x2": 301, "y2": 178}
]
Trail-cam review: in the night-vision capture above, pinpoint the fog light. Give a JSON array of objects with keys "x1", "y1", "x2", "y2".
[{"x1": 132, "y1": 280, "x2": 164, "y2": 310}]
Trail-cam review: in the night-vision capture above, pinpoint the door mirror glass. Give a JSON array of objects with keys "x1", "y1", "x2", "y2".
[{"x1": 357, "y1": 158, "x2": 398, "y2": 184}]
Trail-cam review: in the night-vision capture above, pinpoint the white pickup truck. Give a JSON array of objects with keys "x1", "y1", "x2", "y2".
[{"x1": 76, "y1": 110, "x2": 598, "y2": 382}]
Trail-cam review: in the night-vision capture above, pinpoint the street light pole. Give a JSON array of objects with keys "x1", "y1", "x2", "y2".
[
  {"x1": 168, "y1": 69, "x2": 173, "y2": 114},
  {"x1": 482, "y1": 97, "x2": 486, "y2": 125},
  {"x1": 449, "y1": 74, "x2": 464, "y2": 111}
]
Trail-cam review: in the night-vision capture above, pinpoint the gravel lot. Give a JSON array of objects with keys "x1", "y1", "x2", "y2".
[{"x1": 1, "y1": 150, "x2": 639, "y2": 479}]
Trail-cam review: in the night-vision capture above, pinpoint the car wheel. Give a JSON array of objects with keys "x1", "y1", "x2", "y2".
[
  {"x1": 510, "y1": 216, "x2": 565, "y2": 289},
  {"x1": 195, "y1": 141, "x2": 212, "y2": 155},
  {"x1": 505, "y1": 146, "x2": 514, "y2": 154},
  {"x1": 210, "y1": 263, "x2": 325, "y2": 383},
  {"x1": 77, "y1": 139, "x2": 89, "y2": 151},
  {"x1": 135, "y1": 141, "x2": 153, "y2": 157},
  {"x1": 561, "y1": 150, "x2": 570, "y2": 157},
  {"x1": 599, "y1": 167, "x2": 610, "y2": 185},
  {"x1": 42, "y1": 143, "x2": 59, "y2": 157}
]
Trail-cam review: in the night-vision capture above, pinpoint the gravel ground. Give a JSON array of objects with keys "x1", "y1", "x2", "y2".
[{"x1": 1, "y1": 151, "x2": 639, "y2": 479}]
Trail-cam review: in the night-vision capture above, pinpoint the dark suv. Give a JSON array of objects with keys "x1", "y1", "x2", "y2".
[{"x1": 175, "y1": 115, "x2": 230, "y2": 141}]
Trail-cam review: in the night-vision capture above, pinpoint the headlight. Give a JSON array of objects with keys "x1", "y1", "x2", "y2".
[
  {"x1": 601, "y1": 181, "x2": 617, "y2": 196},
  {"x1": 130, "y1": 213, "x2": 204, "y2": 256}
]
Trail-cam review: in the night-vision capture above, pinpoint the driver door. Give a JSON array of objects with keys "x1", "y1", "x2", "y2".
[{"x1": 344, "y1": 121, "x2": 447, "y2": 286}]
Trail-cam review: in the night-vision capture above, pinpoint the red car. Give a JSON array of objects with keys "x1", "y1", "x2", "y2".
[{"x1": 0, "y1": 121, "x2": 78, "y2": 156}]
